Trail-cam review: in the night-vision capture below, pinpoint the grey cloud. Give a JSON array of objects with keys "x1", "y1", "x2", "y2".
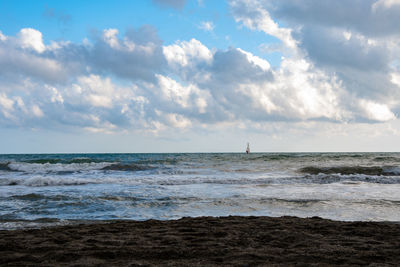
[
  {"x1": 210, "y1": 48, "x2": 274, "y2": 84},
  {"x1": 89, "y1": 25, "x2": 166, "y2": 82},
  {"x1": 230, "y1": 0, "x2": 400, "y2": 123},
  {"x1": 125, "y1": 25, "x2": 163, "y2": 46},
  {"x1": 299, "y1": 26, "x2": 390, "y2": 72},
  {"x1": 0, "y1": 25, "x2": 166, "y2": 84},
  {"x1": 164, "y1": 46, "x2": 277, "y2": 122},
  {"x1": 270, "y1": 0, "x2": 400, "y2": 102},
  {"x1": 336, "y1": 69, "x2": 399, "y2": 101},
  {"x1": 0, "y1": 44, "x2": 67, "y2": 83},
  {"x1": 266, "y1": 0, "x2": 400, "y2": 37},
  {"x1": 204, "y1": 49, "x2": 275, "y2": 120}
]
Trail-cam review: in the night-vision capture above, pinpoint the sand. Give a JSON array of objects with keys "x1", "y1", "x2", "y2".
[{"x1": 1, "y1": 216, "x2": 399, "y2": 266}]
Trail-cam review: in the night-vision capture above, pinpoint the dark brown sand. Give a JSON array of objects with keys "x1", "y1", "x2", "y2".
[{"x1": 1, "y1": 216, "x2": 399, "y2": 266}]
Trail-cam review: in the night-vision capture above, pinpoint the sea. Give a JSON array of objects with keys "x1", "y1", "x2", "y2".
[{"x1": 1, "y1": 152, "x2": 400, "y2": 230}]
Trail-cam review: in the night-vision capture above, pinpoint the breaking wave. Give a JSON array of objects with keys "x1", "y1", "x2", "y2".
[
  {"x1": 0, "y1": 176, "x2": 92, "y2": 187},
  {"x1": 298, "y1": 173, "x2": 400, "y2": 184},
  {"x1": 299, "y1": 166, "x2": 400, "y2": 176},
  {"x1": 6, "y1": 162, "x2": 114, "y2": 173},
  {"x1": 2, "y1": 173, "x2": 400, "y2": 187},
  {"x1": 373, "y1": 156, "x2": 400, "y2": 162},
  {"x1": 0, "y1": 163, "x2": 13, "y2": 172},
  {"x1": 0, "y1": 161, "x2": 155, "y2": 174},
  {"x1": 22, "y1": 158, "x2": 105, "y2": 164}
]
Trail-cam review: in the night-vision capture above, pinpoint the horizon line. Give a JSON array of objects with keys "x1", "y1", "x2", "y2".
[{"x1": 0, "y1": 151, "x2": 399, "y2": 155}]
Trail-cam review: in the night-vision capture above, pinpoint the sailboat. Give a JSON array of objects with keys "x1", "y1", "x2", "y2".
[{"x1": 246, "y1": 142, "x2": 250, "y2": 154}]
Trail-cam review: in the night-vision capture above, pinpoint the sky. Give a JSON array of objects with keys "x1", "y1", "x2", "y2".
[{"x1": 1, "y1": 0, "x2": 400, "y2": 153}]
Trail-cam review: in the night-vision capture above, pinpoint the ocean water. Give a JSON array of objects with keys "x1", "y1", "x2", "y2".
[{"x1": 1, "y1": 152, "x2": 400, "y2": 229}]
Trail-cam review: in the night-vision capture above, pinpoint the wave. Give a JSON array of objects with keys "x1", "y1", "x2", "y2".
[
  {"x1": 6, "y1": 162, "x2": 113, "y2": 173},
  {"x1": 0, "y1": 162, "x2": 13, "y2": 172},
  {"x1": 101, "y1": 163, "x2": 153, "y2": 171},
  {"x1": 2, "y1": 174, "x2": 400, "y2": 187},
  {"x1": 0, "y1": 161, "x2": 155, "y2": 174},
  {"x1": 8, "y1": 193, "x2": 72, "y2": 201},
  {"x1": 0, "y1": 217, "x2": 73, "y2": 230},
  {"x1": 373, "y1": 156, "x2": 400, "y2": 162},
  {"x1": 245, "y1": 153, "x2": 376, "y2": 162},
  {"x1": 22, "y1": 158, "x2": 106, "y2": 164},
  {"x1": 5, "y1": 193, "x2": 201, "y2": 204},
  {"x1": 0, "y1": 176, "x2": 91, "y2": 187},
  {"x1": 299, "y1": 166, "x2": 400, "y2": 176},
  {"x1": 3, "y1": 168, "x2": 400, "y2": 187},
  {"x1": 298, "y1": 173, "x2": 400, "y2": 184}
]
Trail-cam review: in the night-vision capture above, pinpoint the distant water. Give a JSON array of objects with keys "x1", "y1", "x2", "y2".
[{"x1": 1, "y1": 153, "x2": 400, "y2": 229}]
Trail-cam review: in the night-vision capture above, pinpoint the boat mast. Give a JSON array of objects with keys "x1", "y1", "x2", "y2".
[{"x1": 246, "y1": 142, "x2": 250, "y2": 154}]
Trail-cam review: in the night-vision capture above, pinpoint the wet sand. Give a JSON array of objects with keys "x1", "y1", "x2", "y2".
[{"x1": 1, "y1": 216, "x2": 399, "y2": 266}]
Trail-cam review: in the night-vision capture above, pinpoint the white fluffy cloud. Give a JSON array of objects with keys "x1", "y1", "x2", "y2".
[
  {"x1": 18, "y1": 28, "x2": 46, "y2": 53},
  {"x1": 164, "y1": 38, "x2": 213, "y2": 67}
]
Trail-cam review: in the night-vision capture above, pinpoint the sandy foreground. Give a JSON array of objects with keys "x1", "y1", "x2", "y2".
[{"x1": 1, "y1": 216, "x2": 399, "y2": 266}]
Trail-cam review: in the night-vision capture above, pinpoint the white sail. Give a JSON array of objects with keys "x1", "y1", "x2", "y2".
[{"x1": 246, "y1": 142, "x2": 250, "y2": 154}]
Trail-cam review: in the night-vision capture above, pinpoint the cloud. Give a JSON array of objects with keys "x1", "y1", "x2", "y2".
[
  {"x1": 1, "y1": 8, "x2": 400, "y2": 137},
  {"x1": 89, "y1": 25, "x2": 166, "y2": 82},
  {"x1": 163, "y1": 41, "x2": 346, "y2": 123},
  {"x1": 299, "y1": 26, "x2": 390, "y2": 72},
  {"x1": 0, "y1": 31, "x2": 6, "y2": 41},
  {"x1": 261, "y1": 0, "x2": 400, "y2": 38},
  {"x1": 198, "y1": 21, "x2": 215, "y2": 32},
  {"x1": 163, "y1": 38, "x2": 213, "y2": 76},
  {"x1": 229, "y1": 0, "x2": 400, "y2": 123},
  {"x1": 152, "y1": 0, "x2": 186, "y2": 9},
  {"x1": 359, "y1": 100, "x2": 396, "y2": 122},
  {"x1": 230, "y1": 0, "x2": 297, "y2": 51},
  {"x1": 18, "y1": 28, "x2": 46, "y2": 53},
  {"x1": 0, "y1": 29, "x2": 67, "y2": 83},
  {"x1": 373, "y1": 0, "x2": 400, "y2": 10}
]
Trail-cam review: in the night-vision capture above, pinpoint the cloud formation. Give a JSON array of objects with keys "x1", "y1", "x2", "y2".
[
  {"x1": 230, "y1": 0, "x2": 400, "y2": 122},
  {"x1": 0, "y1": 0, "x2": 399, "y2": 136}
]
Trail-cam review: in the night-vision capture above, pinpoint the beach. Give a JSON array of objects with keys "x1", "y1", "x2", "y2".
[{"x1": 1, "y1": 215, "x2": 399, "y2": 266}]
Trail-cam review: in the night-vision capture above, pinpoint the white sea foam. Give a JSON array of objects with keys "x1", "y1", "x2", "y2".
[
  {"x1": 2, "y1": 171, "x2": 400, "y2": 188},
  {"x1": 7, "y1": 162, "x2": 114, "y2": 173}
]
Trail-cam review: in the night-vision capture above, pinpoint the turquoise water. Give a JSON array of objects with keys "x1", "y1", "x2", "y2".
[{"x1": 1, "y1": 153, "x2": 400, "y2": 229}]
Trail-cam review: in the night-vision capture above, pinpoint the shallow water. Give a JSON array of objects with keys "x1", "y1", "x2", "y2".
[{"x1": 1, "y1": 152, "x2": 400, "y2": 229}]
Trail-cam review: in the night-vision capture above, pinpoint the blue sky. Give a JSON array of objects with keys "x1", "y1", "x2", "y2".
[{"x1": 1, "y1": 0, "x2": 400, "y2": 153}]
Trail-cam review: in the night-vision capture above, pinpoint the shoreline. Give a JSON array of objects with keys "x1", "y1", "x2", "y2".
[{"x1": 1, "y1": 216, "x2": 399, "y2": 266}]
